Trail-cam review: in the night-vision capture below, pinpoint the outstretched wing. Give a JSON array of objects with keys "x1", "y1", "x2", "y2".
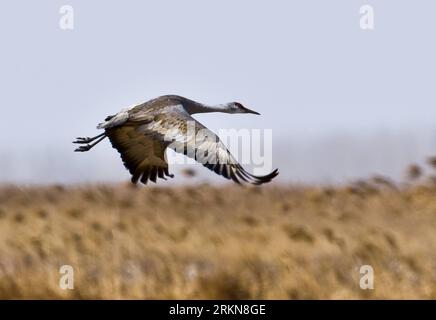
[
  {"x1": 136, "y1": 109, "x2": 278, "y2": 185},
  {"x1": 105, "y1": 125, "x2": 174, "y2": 184}
]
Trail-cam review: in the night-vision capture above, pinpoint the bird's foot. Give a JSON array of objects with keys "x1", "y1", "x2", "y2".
[
  {"x1": 73, "y1": 137, "x2": 93, "y2": 144},
  {"x1": 74, "y1": 145, "x2": 92, "y2": 152}
]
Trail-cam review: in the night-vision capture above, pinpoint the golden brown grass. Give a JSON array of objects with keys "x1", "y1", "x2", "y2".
[{"x1": 1, "y1": 181, "x2": 436, "y2": 299}]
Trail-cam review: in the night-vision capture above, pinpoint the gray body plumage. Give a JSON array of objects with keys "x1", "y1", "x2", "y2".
[{"x1": 74, "y1": 95, "x2": 279, "y2": 185}]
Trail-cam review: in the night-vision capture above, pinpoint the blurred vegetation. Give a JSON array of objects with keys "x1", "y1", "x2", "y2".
[{"x1": 1, "y1": 165, "x2": 436, "y2": 298}]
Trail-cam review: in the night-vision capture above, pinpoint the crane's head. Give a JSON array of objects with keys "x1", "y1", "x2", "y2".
[{"x1": 228, "y1": 102, "x2": 260, "y2": 115}]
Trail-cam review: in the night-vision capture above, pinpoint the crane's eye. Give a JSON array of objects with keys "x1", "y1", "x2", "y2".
[{"x1": 235, "y1": 102, "x2": 244, "y2": 109}]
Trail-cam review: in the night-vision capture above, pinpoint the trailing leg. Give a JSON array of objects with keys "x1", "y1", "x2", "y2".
[
  {"x1": 74, "y1": 134, "x2": 107, "y2": 152},
  {"x1": 73, "y1": 132, "x2": 106, "y2": 144}
]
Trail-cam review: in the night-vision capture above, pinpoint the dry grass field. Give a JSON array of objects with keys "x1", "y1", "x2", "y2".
[{"x1": 1, "y1": 174, "x2": 436, "y2": 299}]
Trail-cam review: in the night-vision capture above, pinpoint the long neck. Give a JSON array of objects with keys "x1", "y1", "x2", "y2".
[{"x1": 183, "y1": 99, "x2": 231, "y2": 115}]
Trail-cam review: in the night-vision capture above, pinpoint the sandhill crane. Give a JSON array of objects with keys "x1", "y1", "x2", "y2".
[{"x1": 74, "y1": 95, "x2": 279, "y2": 185}]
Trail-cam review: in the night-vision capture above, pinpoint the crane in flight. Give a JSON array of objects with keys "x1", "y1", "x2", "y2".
[{"x1": 74, "y1": 95, "x2": 279, "y2": 185}]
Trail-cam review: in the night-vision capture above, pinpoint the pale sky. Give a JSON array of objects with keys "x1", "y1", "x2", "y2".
[{"x1": 0, "y1": 1, "x2": 435, "y2": 184}]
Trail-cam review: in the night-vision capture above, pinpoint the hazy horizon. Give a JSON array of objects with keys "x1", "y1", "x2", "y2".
[{"x1": 1, "y1": 127, "x2": 436, "y2": 185}]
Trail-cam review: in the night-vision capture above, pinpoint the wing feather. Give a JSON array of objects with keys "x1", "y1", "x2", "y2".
[
  {"x1": 136, "y1": 110, "x2": 278, "y2": 185},
  {"x1": 105, "y1": 125, "x2": 173, "y2": 185},
  {"x1": 105, "y1": 105, "x2": 278, "y2": 185}
]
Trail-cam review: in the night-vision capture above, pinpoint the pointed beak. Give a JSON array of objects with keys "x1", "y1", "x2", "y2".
[{"x1": 244, "y1": 107, "x2": 261, "y2": 115}]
